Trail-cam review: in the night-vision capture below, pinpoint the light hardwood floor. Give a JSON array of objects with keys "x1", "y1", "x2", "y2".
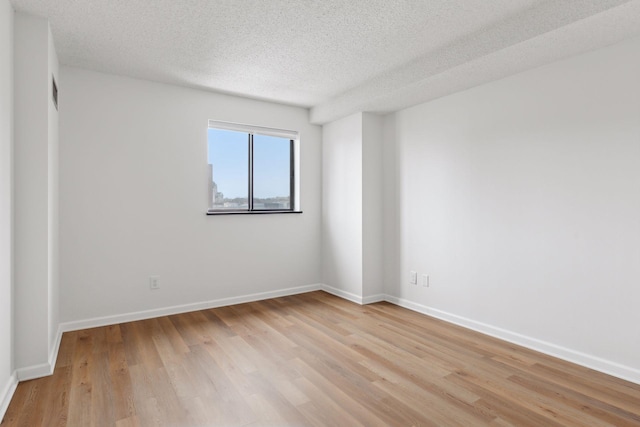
[{"x1": 2, "y1": 291, "x2": 640, "y2": 426}]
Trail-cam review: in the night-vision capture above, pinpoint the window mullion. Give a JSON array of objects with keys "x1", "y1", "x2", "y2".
[
  {"x1": 248, "y1": 133, "x2": 254, "y2": 211},
  {"x1": 290, "y1": 139, "x2": 294, "y2": 211}
]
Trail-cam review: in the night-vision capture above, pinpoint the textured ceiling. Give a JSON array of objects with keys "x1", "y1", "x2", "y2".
[{"x1": 9, "y1": 0, "x2": 640, "y2": 124}]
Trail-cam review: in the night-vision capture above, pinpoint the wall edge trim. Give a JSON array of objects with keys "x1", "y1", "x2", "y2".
[
  {"x1": 48, "y1": 324, "x2": 63, "y2": 373},
  {"x1": 0, "y1": 372, "x2": 18, "y2": 422}
]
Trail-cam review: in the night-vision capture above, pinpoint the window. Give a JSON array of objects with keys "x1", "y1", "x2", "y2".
[{"x1": 207, "y1": 120, "x2": 300, "y2": 214}]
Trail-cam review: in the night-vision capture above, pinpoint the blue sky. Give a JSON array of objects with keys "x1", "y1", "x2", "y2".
[{"x1": 207, "y1": 129, "x2": 290, "y2": 199}]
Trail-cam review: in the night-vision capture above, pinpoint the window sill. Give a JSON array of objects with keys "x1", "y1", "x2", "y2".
[{"x1": 206, "y1": 210, "x2": 303, "y2": 216}]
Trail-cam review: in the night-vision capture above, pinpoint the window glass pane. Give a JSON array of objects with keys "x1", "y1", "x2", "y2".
[
  {"x1": 207, "y1": 129, "x2": 248, "y2": 210},
  {"x1": 253, "y1": 134, "x2": 291, "y2": 210}
]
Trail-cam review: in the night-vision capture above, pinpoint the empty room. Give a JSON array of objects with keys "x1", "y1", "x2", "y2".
[{"x1": 1, "y1": 0, "x2": 640, "y2": 425}]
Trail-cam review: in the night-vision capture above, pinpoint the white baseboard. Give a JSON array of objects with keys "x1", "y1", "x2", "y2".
[
  {"x1": 0, "y1": 372, "x2": 18, "y2": 422},
  {"x1": 385, "y1": 295, "x2": 640, "y2": 386},
  {"x1": 15, "y1": 324, "x2": 64, "y2": 382},
  {"x1": 60, "y1": 283, "x2": 323, "y2": 333},
  {"x1": 362, "y1": 293, "x2": 386, "y2": 304},
  {"x1": 14, "y1": 284, "x2": 323, "y2": 383},
  {"x1": 321, "y1": 284, "x2": 365, "y2": 304},
  {"x1": 12, "y1": 284, "x2": 639, "y2": 391},
  {"x1": 15, "y1": 362, "x2": 52, "y2": 382},
  {"x1": 319, "y1": 284, "x2": 384, "y2": 305},
  {"x1": 49, "y1": 324, "x2": 63, "y2": 372}
]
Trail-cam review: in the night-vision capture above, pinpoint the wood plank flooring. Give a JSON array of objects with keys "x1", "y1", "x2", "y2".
[{"x1": 3, "y1": 291, "x2": 640, "y2": 426}]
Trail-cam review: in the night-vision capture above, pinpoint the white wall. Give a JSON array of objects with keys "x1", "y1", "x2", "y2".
[
  {"x1": 322, "y1": 112, "x2": 384, "y2": 302},
  {"x1": 0, "y1": 0, "x2": 16, "y2": 417},
  {"x1": 58, "y1": 67, "x2": 322, "y2": 324},
  {"x1": 385, "y1": 35, "x2": 640, "y2": 382},
  {"x1": 382, "y1": 114, "x2": 398, "y2": 302},
  {"x1": 322, "y1": 113, "x2": 363, "y2": 298},
  {"x1": 13, "y1": 12, "x2": 59, "y2": 377},
  {"x1": 361, "y1": 113, "x2": 384, "y2": 300},
  {"x1": 47, "y1": 23, "x2": 59, "y2": 363}
]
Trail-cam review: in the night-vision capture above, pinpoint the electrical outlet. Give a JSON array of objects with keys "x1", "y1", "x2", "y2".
[
  {"x1": 149, "y1": 276, "x2": 160, "y2": 290},
  {"x1": 410, "y1": 271, "x2": 417, "y2": 285},
  {"x1": 422, "y1": 274, "x2": 429, "y2": 287}
]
